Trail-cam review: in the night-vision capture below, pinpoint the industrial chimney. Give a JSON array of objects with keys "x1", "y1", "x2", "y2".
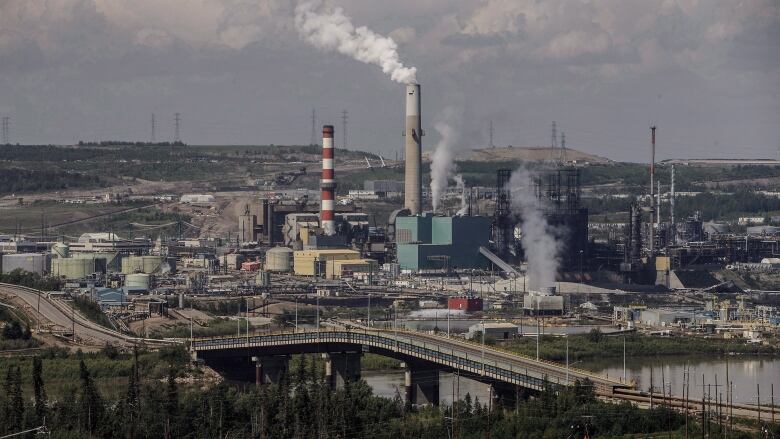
[
  {"x1": 321, "y1": 125, "x2": 336, "y2": 235},
  {"x1": 404, "y1": 83, "x2": 422, "y2": 215}
]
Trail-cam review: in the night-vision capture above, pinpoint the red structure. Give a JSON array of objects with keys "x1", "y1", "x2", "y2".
[
  {"x1": 321, "y1": 125, "x2": 336, "y2": 235},
  {"x1": 447, "y1": 296, "x2": 483, "y2": 312}
]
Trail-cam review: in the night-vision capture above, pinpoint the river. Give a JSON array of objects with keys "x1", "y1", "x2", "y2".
[{"x1": 364, "y1": 356, "x2": 780, "y2": 406}]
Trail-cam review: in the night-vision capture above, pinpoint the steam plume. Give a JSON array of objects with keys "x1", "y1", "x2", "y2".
[
  {"x1": 294, "y1": 1, "x2": 417, "y2": 84},
  {"x1": 430, "y1": 107, "x2": 461, "y2": 212},
  {"x1": 453, "y1": 174, "x2": 468, "y2": 216},
  {"x1": 509, "y1": 167, "x2": 562, "y2": 291}
]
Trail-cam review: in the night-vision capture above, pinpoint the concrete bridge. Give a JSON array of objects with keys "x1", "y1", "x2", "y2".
[{"x1": 192, "y1": 325, "x2": 631, "y2": 406}]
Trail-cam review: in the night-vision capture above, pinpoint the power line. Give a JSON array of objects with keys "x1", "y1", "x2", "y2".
[
  {"x1": 342, "y1": 109, "x2": 348, "y2": 149},
  {"x1": 174, "y1": 112, "x2": 181, "y2": 143}
]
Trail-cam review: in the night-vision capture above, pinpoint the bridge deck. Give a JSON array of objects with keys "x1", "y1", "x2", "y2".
[{"x1": 192, "y1": 327, "x2": 631, "y2": 395}]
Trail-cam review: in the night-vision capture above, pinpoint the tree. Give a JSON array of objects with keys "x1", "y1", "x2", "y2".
[
  {"x1": 164, "y1": 367, "x2": 178, "y2": 439},
  {"x1": 77, "y1": 360, "x2": 103, "y2": 433},
  {"x1": 32, "y1": 357, "x2": 47, "y2": 422}
]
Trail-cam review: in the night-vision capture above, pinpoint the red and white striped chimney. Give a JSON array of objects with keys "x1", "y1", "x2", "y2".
[{"x1": 321, "y1": 125, "x2": 336, "y2": 235}]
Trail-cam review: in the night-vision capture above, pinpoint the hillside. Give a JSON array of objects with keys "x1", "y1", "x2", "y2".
[{"x1": 459, "y1": 146, "x2": 612, "y2": 164}]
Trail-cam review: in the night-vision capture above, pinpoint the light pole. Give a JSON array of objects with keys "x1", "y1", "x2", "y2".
[
  {"x1": 623, "y1": 336, "x2": 627, "y2": 382},
  {"x1": 294, "y1": 296, "x2": 298, "y2": 330},
  {"x1": 480, "y1": 321, "x2": 486, "y2": 375},
  {"x1": 316, "y1": 293, "x2": 320, "y2": 340},
  {"x1": 367, "y1": 293, "x2": 371, "y2": 327},
  {"x1": 189, "y1": 295, "x2": 193, "y2": 348},
  {"x1": 566, "y1": 335, "x2": 569, "y2": 384}
]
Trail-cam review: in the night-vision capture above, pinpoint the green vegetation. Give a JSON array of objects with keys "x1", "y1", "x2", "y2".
[
  {"x1": 0, "y1": 345, "x2": 189, "y2": 398},
  {"x1": 72, "y1": 296, "x2": 113, "y2": 329},
  {"x1": 0, "y1": 167, "x2": 107, "y2": 195},
  {"x1": 503, "y1": 332, "x2": 778, "y2": 363},
  {"x1": 58, "y1": 207, "x2": 192, "y2": 239},
  {"x1": 149, "y1": 317, "x2": 246, "y2": 339},
  {"x1": 3, "y1": 350, "x2": 752, "y2": 439},
  {"x1": 0, "y1": 305, "x2": 39, "y2": 351},
  {"x1": 361, "y1": 353, "x2": 403, "y2": 370},
  {"x1": 0, "y1": 269, "x2": 62, "y2": 291},
  {"x1": 585, "y1": 190, "x2": 780, "y2": 221}
]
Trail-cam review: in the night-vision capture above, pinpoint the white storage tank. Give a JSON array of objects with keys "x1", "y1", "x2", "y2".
[
  {"x1": 51, "y1": 258, "x2": 95, "y2": 279},
  {"x1": 121, "y1": 255, "x2": 163, "y2": 274},
  {"x1": 1, "y1": 253, "x2": 49, "y2": 275},
  {"x1": 125, "y1": 273, "x2": 151, "y2": 290},
  {"x1": 265, "y1": 247, "x2": 293, "y2": 272}
]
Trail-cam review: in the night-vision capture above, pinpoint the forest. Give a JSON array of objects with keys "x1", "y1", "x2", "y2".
[{"x1": 2, "y1": 347, "x2": 774, "y2": 438}]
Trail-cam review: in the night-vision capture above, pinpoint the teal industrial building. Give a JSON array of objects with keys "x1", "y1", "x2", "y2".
[{"x1": 395, "y1": 214, "x2": 491, "y2": 270}]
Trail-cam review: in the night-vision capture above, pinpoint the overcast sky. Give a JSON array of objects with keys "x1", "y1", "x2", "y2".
[{"x1": 1, "y1": 0, "x2": 778, "y2": 162}]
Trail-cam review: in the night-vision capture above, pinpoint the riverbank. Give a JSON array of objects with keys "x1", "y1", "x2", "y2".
[{"x1": 501, "y1": 332, "x2": 779, "y2": 362}]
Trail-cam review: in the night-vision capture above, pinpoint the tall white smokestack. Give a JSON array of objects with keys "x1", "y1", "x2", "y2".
[
  {"x1": 321, "y1": 125, "x2": 336, "y2": 235},
  {"x1": 404, "y1": 83, "x2": 422, "y2": 214}
]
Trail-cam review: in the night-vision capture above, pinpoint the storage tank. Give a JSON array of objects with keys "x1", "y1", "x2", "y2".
[
  {"x1": 121, "y1": 255, "x2": 163, "y2": 274},
  {"x1": 265, "y1": 247, "x2": 293, "y2": 272},
  {"x1": 51, "y1": 258, "x2": 95, "y2": 279},
  {"x1": 125, "y1": 273, "x2": 151, "y2": 290},
  {"x1": 1, "y1": 253, "x2": 49, "y2": 275},
  {"x1": 52, "y1": 243, "x2": 70, "y2": 259}
]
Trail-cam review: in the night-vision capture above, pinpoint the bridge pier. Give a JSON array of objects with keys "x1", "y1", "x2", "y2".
[
  {"x1": 404, "y1": 361, "x2": 441, "y2": 406},
  {"x1": 323, "y1": 352, "x2": 361, "y2": 389},
  {"x1": 252, "y1": 355, "x2": 289, "y2": 385}
]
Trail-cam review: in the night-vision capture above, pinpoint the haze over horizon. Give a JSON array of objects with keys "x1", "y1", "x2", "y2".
[{"x1": 1, "y1": 0, "x2": 778, "y2": 162}]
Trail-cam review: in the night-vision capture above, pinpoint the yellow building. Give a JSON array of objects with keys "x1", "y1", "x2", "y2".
[
  {"x1": 293, "y1": 249, "x2": 361, "y2": 276},
  {"x1": 326, "y1": 259, "x2": 378, "y2": 280}
]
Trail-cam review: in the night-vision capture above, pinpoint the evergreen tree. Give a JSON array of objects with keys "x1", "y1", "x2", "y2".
[
  {"x1": 32, "y1": 356, "x2": 47, "y2": 423},
  {"x1": 77, "y1": 360, "x2": 103, "y2": 433},
  {"x1": 10, "y1": 366, "x2": 24, "y2": 432},
  {"x1": 164, "y1": 367, "x2": 178, "y2": 439}
]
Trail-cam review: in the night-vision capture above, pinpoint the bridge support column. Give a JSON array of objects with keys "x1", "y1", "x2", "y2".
[
  {"x1": 252, "y1": 355, "x2": 289, "y2": 385},
  {"x1": 403, "y1": 362, "x2": 440, "y2": 406},
  {"x1": 323, "y1": 352, "x2": 361, "y2": 389}
]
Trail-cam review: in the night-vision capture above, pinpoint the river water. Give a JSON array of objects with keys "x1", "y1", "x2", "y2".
[{"x1": 364, "y1": 356, "x2": 780, "y2": 406}]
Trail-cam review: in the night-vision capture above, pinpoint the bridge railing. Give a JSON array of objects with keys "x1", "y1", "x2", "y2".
[
  {"x1": 192, "y1": 326, "x2": 629, "y2": 392},
  {"x1": 337, "y1": 322, "x2": 622, "y2": 386}
]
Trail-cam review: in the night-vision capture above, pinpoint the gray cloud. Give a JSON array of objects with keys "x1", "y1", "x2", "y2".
[{"x1": 0, "y1": 0, "x2": 777, "y2": 160}]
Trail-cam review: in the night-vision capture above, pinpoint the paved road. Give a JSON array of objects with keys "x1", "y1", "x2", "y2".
[{"x1": 0, "y1": 283, "x2": 168, "y2": 347}]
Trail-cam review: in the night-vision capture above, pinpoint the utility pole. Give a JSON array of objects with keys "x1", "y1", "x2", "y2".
[
  {"x1": 560, "y1": 131, "x2": 566, "y2": 163},
  {"x1": 489, "y1": 120, "x2": 494, "y2": 148},
  {"x1": 670, "y1": 164, "x2": 676, "y2": 244},
  {"x1": 174, "y1": 112, "x2": 181, "y2": 143},
  {"x1": 151, "y1": 113, "x2": 156, "y2": 143},
  {"x1": 650, "y1": 126, "x2": 657, "y2": 257},
  {"x1": 550, "y1": 121, "x2": 557, "y2": 162},
  {"x1": 341, "y1": 109, "x2": 348, "y2": 149}
]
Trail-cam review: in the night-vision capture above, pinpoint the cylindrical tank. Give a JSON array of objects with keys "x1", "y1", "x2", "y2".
[
  {"x1": 265, "y1": 247, "x2": 293, "y2": 272},
  {"x1": 142, "y1": 256, "x2": 163, "y2": 273},
  {"x1": 51, "y1": 258, "x2": 95, "y2": 279},
  {"x1": 125, "y1": 273, "x2": 151, "y2": 290},
  {"x1": 52, "y1": 243, "x2": 70, "y2": 259}
]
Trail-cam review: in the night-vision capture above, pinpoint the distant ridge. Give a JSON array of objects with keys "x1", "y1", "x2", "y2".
[{"x1": 457, "y1": 146, "x2": 613, "y2": 164}]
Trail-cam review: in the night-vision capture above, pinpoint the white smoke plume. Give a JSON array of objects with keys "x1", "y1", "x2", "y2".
[
  {"x1": 430, "y1": 107, "x2": 462, "y2": 213},
  {"x1": 509, "y1": 167, "x2": 562, "y2": 291},
  {"x1": 453, "y1": 174, "x2": 469, "y2": 216},
  {"x1": 294, "y1": 1, "x2": 417, "y2": 84}
]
